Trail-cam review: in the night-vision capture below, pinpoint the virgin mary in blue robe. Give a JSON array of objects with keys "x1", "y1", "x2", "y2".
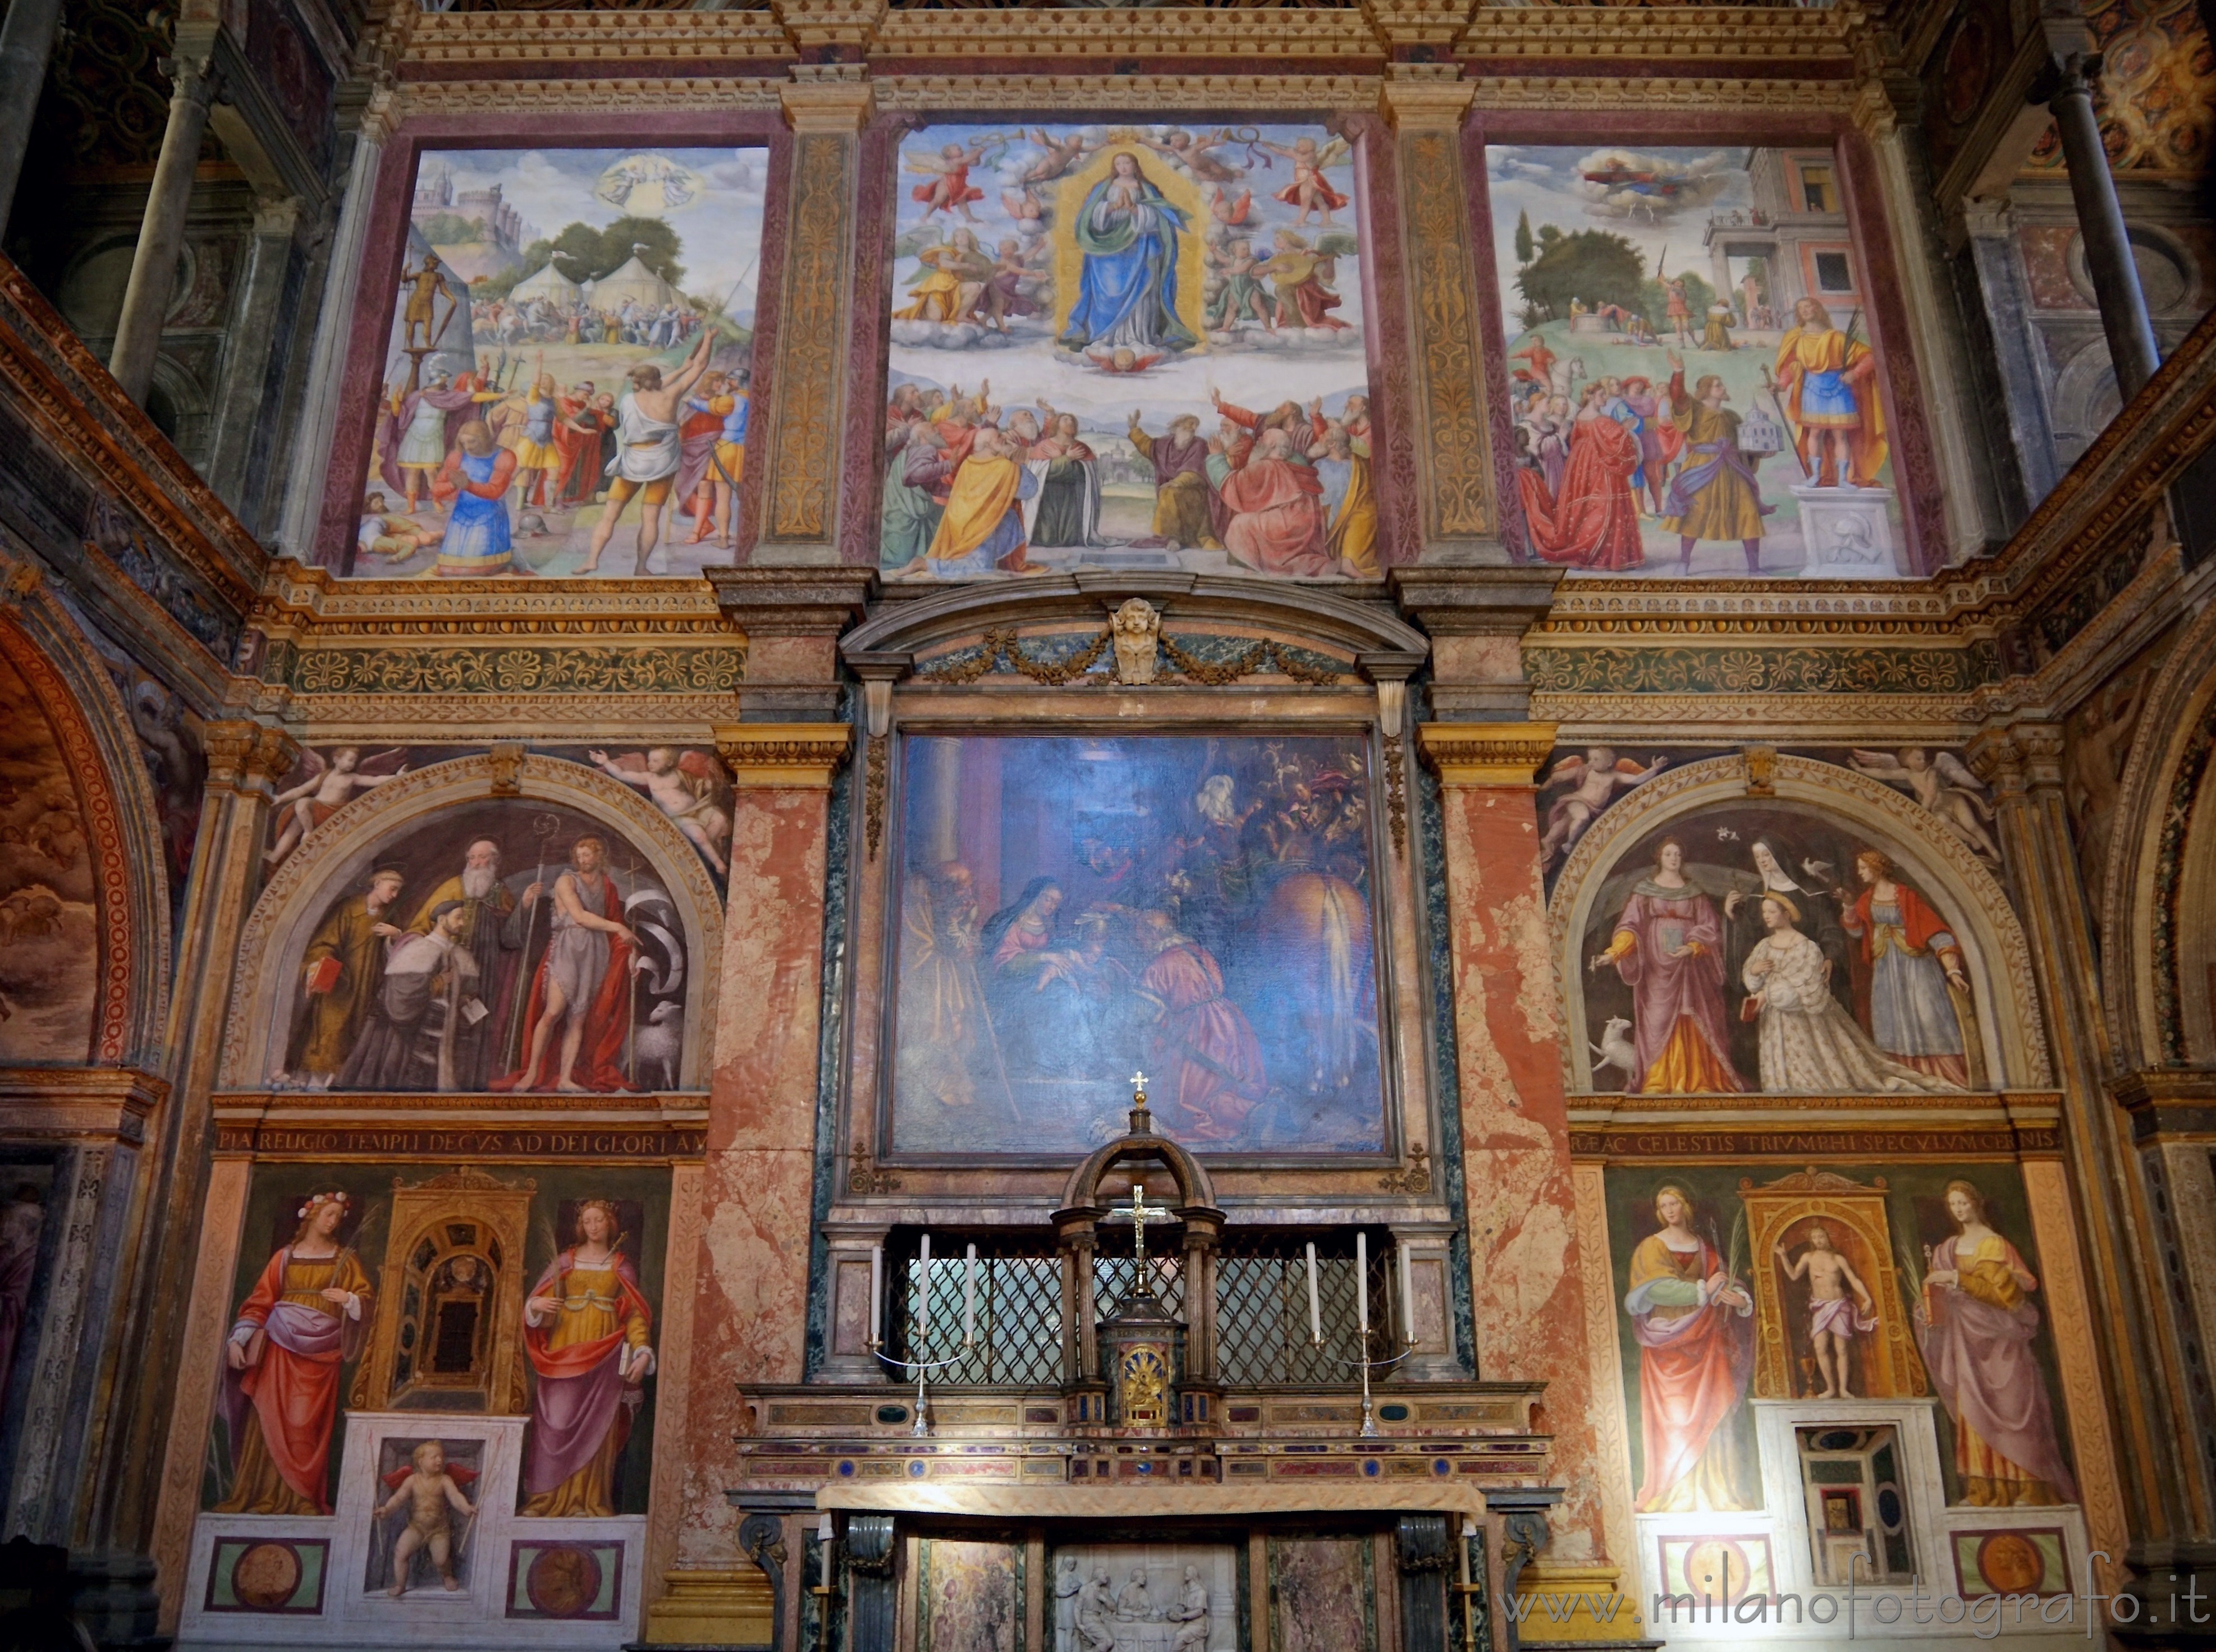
[{"x1": 1058, "y1": 153, "x2": 1197, "y2": 356}]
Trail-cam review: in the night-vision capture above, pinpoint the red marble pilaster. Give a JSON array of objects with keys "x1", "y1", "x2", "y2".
[
  {"x1": 1418, "y1": 723, "x2": 1614, "y2": 1568},
  {"x1": 674, "y1": 723, "x2": 851, "y2": 1568}
]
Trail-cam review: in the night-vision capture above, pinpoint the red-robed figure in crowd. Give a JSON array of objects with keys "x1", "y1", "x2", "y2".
[
  {"x1": 1518, "y1": 380, "x2": 1645, "y2": 571},
  {"x1": 1133, "y1": 909, "x2": 1267, "y2": 1142},
  {"x1": 494, "y1": 836, "x2": 644, "y2": 1094}
]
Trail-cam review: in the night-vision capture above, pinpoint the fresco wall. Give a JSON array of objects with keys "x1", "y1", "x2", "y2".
[
  {"x1": 0, "y1": 646, "x2": 100, "y2": 1064},
  {"x1": 1487, "y1": 144, "x2": 1905, "y2": 578},
  {"x1": 881, "y1": 123, "x2": 1378, "y2": 581},
  {"x1": 356, "y1": 147, "x2": 766, "y2": 579}
]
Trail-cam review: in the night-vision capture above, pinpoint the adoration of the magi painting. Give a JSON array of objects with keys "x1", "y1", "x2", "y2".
[{"x1": 882, "y1": 124, "x2": 1377, "y2": 580}]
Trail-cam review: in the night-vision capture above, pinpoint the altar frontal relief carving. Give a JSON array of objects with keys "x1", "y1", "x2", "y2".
[
  {"x1": 359, "y1": 148, "x2": 764, "y2": 579},
  {"x1": 1049, "y1": 1544, "x2": 1237, "y2": 1652},
  {"x1": 0, "y1": 648, "x2": 98, "y2": 1062},
  {"x1": 887, "y1": 733, "x2": 1386, "y2": 1157},
  {"x1": 882, "y1": 124, "x2": 1376, "y2": 581},
  {"x1": 1577, "y1": 802, "x2": 1985, "y2": 1096},
  {"x1": 1487, "y1": 145, "x2": 1906, "y2": 577},
  {"x1": 270, "y1": 801, "x2": 689, "y2": 1094}
]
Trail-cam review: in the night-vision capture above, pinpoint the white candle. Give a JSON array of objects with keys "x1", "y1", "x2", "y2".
[
  {"x1": 1398, "y1": 1243, "x2": 1416, "y2": 1345},
  {"x1": 964, "y1": 1242, "x2": 978, "y2": 1343},
  {"x1": 917, "y1": 1233, "x2": 931, "y2": 1338},
  {"x1": 818, "y1": 1512, "x2": 833, "y2": 1543},
  {"x1": 1304, "y1": 1242, "x2": 1322, "y2": 1343},
  {"x1": 868, "y1": 1244, "x2": 883, "y2": 1347},
  {"x1": 1356, "y1": 1231, "x2": 1369, "y2": 1337}
]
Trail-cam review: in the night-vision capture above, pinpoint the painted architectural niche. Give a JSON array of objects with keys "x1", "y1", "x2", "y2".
[
  {"x1": 263, "y1": 799, "x2": 692, "y2": 1095},
  {"x1": 1489, "y1": 144, "x2": 1907, "y2": 578},
  {"x1": 1610, "y1": 1165, "x2": 2084, "y2": 1596},
  {"x1": 359, "y1": 148, "x2": 766, "y2": 579},
  {"x1": 886, "y1": 732, "x2": 1386, "y2": 1157},
  {"x1": 187, "y1": 1166, "x2": 665, "y2": 1638},
  {"x1": 881, "y1": 124, "x2": 1377, "y2": 581}
]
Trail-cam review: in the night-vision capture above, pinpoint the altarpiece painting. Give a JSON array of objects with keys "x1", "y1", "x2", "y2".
[{"x1": 886, "y1": 733, "x2": 1386, "y2": 1157}]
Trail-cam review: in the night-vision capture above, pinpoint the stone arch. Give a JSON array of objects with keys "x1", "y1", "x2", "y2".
[
  {"x1": 216, "y1": 754, "x2": 723, "y2": 1088},
  {"x1": 2101, "y1": 598, "x2": 2216, "y2": 1068},
  {"x1": 1545, "y1": 751, "x2": 2052, "y2": 1093},
  {"x1": 0, "y1": 580, "x2": 171, "y2": 1067}
]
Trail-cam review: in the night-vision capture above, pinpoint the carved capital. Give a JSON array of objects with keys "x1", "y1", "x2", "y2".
[
  {"x1": 1379, "y1": 66, "x2": 1473, "y2": 130},
  {"x1": 2030, "y1": 49, "x2": 2103, "y2": 108},
  {"x1": 780, "y1": 75, "x2": 877, "y2": 133},
  {"x1": 715, "y1": 723, "x2": 853, "y2": 789},
  {"x1": 1417, "y1": 721, "x2": 1558, "y2": 787},
  {"x1": 1965, "y1": 727, "x2": 2029, "y2": 799},
  {"x1": 159, "y1": 53, "x2": 223, "y2": 111},
  {"x1": 203, "y1": 719, "x2": 299, "y2": 791}
]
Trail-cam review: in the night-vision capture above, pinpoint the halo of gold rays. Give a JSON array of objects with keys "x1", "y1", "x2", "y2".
[{"x1": 1051, "y1": 136, "x2": 1208, "y2": 353}]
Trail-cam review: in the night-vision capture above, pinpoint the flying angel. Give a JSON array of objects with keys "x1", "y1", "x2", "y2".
[
  {"x1": 904, "y1": 141, "x2": 997, "y2": 222},
  {"x1": 1848, "y1": 748, "x2": 2003, "y2": 862},
  {"x1": 1254, "y1": 134, "x2": 1353, "y2": 225},
  {"x1": 1017, "y1": 129, "x2": 1102, "y2": 186},
  {"x1": 1537, "y1": 747, "x2": 1668, "y2": 866},
  {"x1": 265, "y1": 746, "x2": 410, "y2": 869}
]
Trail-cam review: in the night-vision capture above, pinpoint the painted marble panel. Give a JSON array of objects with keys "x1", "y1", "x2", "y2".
[
  {"x1": 1572, "y1": 797, "x2": 1985, "y2": 1095},
  {"x1": 1487, "y1": 144, "x2": 1906, "y2": 577},
  {"x1": 918, "y1": 1538, "x2": 1021, "y2": 1652},
  {"x1": 1606, "y1": 1164, "x2": 2077, "y2": 1512},
  {"x1": 881, "y1": 123, "x2": 1377, "y2": 581},
  {"x1": 886, "y1": 733, "x2": 1386, "y2": 1156},
  {"x1": 1265, "y1": 1537, "x2": 1372, "y2": 1652},
  {"x1": 203, "y1": 1165, "x2": 669, "y2": 1519},
  {"x1": 356, "y1": 147, "x2": 765, "y2": 578},
  {"x1": 267, "y1": 800, "x2": 689, "y2": 1094},
  {"x1": 1051, "y1": 1544, "x2": 1238, "y2": 1652},
  {"x1": 0, "y1": 648, "x2": 98, "y2": 1062}
]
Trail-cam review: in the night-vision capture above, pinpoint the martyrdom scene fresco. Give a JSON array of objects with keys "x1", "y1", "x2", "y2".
[
  {"x1": 882, "y1": 124, "x2": 1379, "y2": 581},
  {"x1": 358, "y1": 148, "x2": 764, "y2": 579},
  {"x1": 205, "y1": 1166, "x2": 667, "y2": 1519},
  {"x1": 1607, "y1": 1164, "x2": 2077, "y2": 1513},
  {"x1": 269, "y1": 800, "x2": 690, "y2": 1094},
  {"x1": 1487, "y1": 145, "x2": 1908, "y2": 577},
  {"x1": 889, "y1": 733, "x2": 1386, "y2": 1157},
  {"x1": 0, "y1": 649, "x2": 99, "y2": 1063},
  {"x1": 1574, "y1": 801, "x2": 1986, "y2": 1095}
]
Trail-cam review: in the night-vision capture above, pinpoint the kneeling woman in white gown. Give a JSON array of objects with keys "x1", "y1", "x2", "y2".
[{"x1": 1741, "y1": 894, "x2": 1958, "y2": 1094}]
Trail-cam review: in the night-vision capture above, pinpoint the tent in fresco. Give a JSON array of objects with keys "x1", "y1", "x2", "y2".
[
  {"x1": 509, "y1": 261, "x2": 583, "y2": 305},
  {"x1": 588, "y1": 255, "x2": 681, "y2": 311}
]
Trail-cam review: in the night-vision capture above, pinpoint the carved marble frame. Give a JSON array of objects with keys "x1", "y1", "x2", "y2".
[
  {"x1": 213, "y1": 753, "x2": 725, "y2": 1091},
  {"x1": 1464, "y1": 109, "x2": 1949, "y2": 580},
  {"x1": 1544, "y1": 751, "x2": 2054, "y2": 1095},
  {"x1": 828, "y1": 577, "x2": 1446, "y2": 1205},
  {"x1": 310, "y1": 109, "x2": 794, "y2": 577},
  {"x1": 842, "y1": 103, "x2": 1417, "y2": 574}
]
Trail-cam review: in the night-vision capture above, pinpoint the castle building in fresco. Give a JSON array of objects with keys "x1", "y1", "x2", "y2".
[{"x1": 0, "y1": 0, "x2": 2214, "y2": 1646}]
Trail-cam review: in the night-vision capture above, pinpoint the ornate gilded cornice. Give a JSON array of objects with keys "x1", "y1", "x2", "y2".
[
  {"x1": 1460, "y1": 4, "x2": 1855, "y2": 62},
  {"x1": 1416, "y1": 721, "x2": 1558, "y2": 786},
  {"x1": 395, "y1": 76, "x2": 787, "y2": 116},
  {"x1": 873, "y1": 6, "x2": 1380, "y2": 58},
  {"x1": 402, "y1": 10, "x2": 791, "y2": 63},
  {"x1": 716, "y1": 722, "x2": 854, "y2": 788}
]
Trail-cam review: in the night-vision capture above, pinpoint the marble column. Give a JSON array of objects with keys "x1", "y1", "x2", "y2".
[
  {"x1": 1855, "y1": 85, "x2": 2006, "y2": 560},
  {"x1": 131, "y1": 718, "x2": 299, "y2": 1624},
  {"x1": 0, "y1": 0, "x2": 63, "y2": 227},
  {"x1": 1968, "y1": 723, "x2": 2214, "y2": 1619},
  {"x1": 203, "y1": 196, "x2": 301, "y2": 515},
  {"x1": 2036, "y1": 52, "x2": 2162, "y2": 400},
  {"x1": 1961, "y1": 198, "x2": 2062, "y2": 507},
  {"x1": 1416, "y1": 722, "x2": 1640, "y2": 1640},
  {"x1": 109, "y1": 53, "x2": 219, "y2": 405},
  {"x1": 649, "y1": 720, "x2": 849, "y2": 1639},
  {"x1": 1380, "y1": 71, "x2": 1501, "y2": 565},
  {"x1": 754, "y1": 75, "x2": 874, "y2": 565},
  {"x1": 275, "y1": 99, "x2": 389, "y2": 561}
]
